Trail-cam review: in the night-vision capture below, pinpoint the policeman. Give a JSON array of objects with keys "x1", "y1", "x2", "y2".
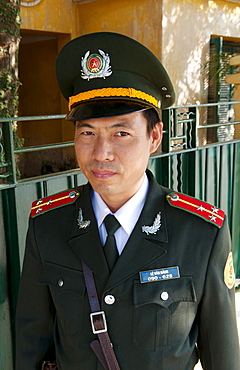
[{"x1": 16, "y1": 32, "x2": 240, "y2": 369}]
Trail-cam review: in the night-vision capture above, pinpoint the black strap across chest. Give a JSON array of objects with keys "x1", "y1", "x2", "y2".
[{"x1": 82, "y1": 261, "x2": 121, "y2": 370}]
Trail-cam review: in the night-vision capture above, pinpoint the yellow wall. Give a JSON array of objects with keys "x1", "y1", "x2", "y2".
[
  {"x1": 75, "y1": 0, "x2": 163, "y2": 59},
  {"x1": 20, "y1": 0, "x2": 163, "y2": 56},
  {"x1": 162, "y1": 0, "x2": 240, "y2": 105},
  {"x1": 20, "y1": 0, "x2": 76, "y2": 36}
]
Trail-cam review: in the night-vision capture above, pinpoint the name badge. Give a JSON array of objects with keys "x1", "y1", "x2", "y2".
[{"x1": 139, "y1": 266, "x2": 180, "y2": 283}]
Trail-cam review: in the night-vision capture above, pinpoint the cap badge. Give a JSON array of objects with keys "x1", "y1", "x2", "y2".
[
  {"x1": 142, "y1": 212, "x2": 161, "y2": 235},
  {"x1": 81, "y1": 49, "x2": 112, "y2": 80}
]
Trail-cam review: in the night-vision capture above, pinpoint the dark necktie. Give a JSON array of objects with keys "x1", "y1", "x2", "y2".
[{"x1": 103, "y1": 214, "x2": 121, "y2": 271}]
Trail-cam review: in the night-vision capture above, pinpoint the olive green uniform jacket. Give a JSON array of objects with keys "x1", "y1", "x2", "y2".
[{"x1": 16, "y1": 172, "x2": 240, "y2": 369}]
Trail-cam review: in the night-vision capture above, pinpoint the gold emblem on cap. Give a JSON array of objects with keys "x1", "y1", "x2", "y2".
[
  {"x1": 224, "y1": 252, "x2": 235, "y2": 289},
  {"x1": 81, "y1": 49, "x2": 112, "y2": 80}
]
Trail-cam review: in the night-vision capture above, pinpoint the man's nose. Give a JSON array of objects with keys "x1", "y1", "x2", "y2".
[{"x1": 92, "y1": 137, "x2": 114, "y2": 161}]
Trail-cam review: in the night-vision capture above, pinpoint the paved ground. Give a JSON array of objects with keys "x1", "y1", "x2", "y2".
[{"x1": 194, "y1": 284, "x2": 240, "y2": 370}]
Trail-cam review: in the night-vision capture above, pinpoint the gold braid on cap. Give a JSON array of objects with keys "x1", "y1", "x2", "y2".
[{"x1": 69, "y1": 87, "x2": 159, "y2": 110}]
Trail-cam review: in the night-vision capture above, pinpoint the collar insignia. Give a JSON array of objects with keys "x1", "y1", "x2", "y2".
[
  {"x1": 81, "y1": 49, "x2": 112, "y2": 80},
  {"x1": 142, "y1": 212, "x2": 161, "y2": 235},
  {"x1": 77, "y1": 208, "x2": 91, "y2": 229}
]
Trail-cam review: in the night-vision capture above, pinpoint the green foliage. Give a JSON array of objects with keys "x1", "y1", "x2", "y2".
[
  {"x1": 0, "y1": 70, "x2": 21, "y2": 118},
  {"x1": 0, "y1": 0, "x2": 22, "y2": 181},
  {"x1": 0, "y1": 0, "x2": 21, "y2": 118},
  {"x1": 0, "y1": 0, "x2": 22, "y2": 143},
  {"x1": 0, "y1": 0, "x2": 21, "y2": 36}
]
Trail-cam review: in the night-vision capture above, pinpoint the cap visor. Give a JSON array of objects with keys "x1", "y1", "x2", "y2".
[{"x1": 65, "y1": 100, "x2": 152, "y2": 121}]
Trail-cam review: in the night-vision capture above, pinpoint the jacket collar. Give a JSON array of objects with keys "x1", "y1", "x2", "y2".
[{"x1": 68, "y1": 172, "x2": 169, "y2": 287}]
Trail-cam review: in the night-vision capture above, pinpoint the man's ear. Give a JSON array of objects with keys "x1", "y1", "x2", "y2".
[{"x1": 150, "y1": 122, "x2": 163, "y2": 154}]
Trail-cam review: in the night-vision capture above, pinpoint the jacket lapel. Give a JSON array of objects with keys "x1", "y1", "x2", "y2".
[
  {"x1": 106, "y1": 175, "x2": 169, "y2": 289},
  {"x1": 68, "y1": 183, "x2": 109, "y2": 284}
]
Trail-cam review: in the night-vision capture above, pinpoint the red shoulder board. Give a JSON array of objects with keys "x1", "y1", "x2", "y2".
[
  {"x1": 167, "y1": 192, "x2": 225, "y2": 228},
  {"x1": 30, "y1": 189, "x2": 80, "y2": 218}
]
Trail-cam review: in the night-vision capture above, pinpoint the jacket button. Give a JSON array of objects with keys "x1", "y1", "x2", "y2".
[
  {"x1": 161, "y1": 291, "x2": 169, "y2": 301},
  {"x1": 104, "y1": 295, "x2": 115, "y2": 305},
  {"x1": 170, "y1": 193, "x2": 179, "y2": 201},
  {"x1": 58, "y1": 279, "x2": 64, "y2": 287}
]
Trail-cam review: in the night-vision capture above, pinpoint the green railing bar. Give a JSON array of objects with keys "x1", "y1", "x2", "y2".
[
  {"x1": 0, "y1": 173, "x2": 11, "y2": 179},
  {"x1": 14, "y1": 141, "x2": 74, "y2": 154},
  {"x1": 167, "y1": 100, "x2": 240, "y2": 109},
  {"x1": 176, "y1": 118, "x2": 195, "y2": 123},
  {"x1": 0, "y1": 162, "x2": 10, "y2": 167},
  {"x1": 0, "y1": 168, "x2": 82, "y2": 190},
  {"x1": 150, "y1": 138, "x2": 240, "y2": 159},
  {"x1": 198, "y1": 121, "x2": 240, "y2": 129},
  {"x1": 0, "y1": 114, "x2": 65, "y2": 122},
  {"x1": 0, "y1": 100, "x2": 239, "y2": 123},
  {"x1": 171, "y1": 135, "x2": 187, "y2": 141}
]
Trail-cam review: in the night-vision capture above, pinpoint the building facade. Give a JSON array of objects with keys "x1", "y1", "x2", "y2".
[{"x1": 18, "y1": 0, "x2": 240, "y2": 176}]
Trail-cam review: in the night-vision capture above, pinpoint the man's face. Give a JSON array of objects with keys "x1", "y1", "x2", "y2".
[{"x1": 74, "y1": 110, "x2": 162, "y2": 212}]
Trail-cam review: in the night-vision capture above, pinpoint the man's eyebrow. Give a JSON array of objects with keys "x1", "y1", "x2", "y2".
[
  {"x1": 110, "y1": 121, "x2": 133, "y2": 128},
  {"x1": 76, "y1": 122, "x2": 95, "y2": 129},
  {"x1": 76, "y1": 120, "x2": 133, "y2": 129}
]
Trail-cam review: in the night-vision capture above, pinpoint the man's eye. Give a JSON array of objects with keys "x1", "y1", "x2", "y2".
[
  {"x1": 82, "y1": 131, "x2": 94, "y2": 136},
  {"x1": 115, "y1": 131, "x2": 129, "y2": 137}
]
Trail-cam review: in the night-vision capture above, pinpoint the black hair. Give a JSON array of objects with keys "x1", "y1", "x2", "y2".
[{"x1": 142, "y1": 108, "x2": 161, "y2": 137}]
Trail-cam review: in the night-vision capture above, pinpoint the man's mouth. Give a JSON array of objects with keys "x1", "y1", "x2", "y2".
[{"x1": 91, "y1": 169, "x2": 117, "y2": 179}]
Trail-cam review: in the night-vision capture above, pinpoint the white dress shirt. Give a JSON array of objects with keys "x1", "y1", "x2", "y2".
[{"x1": 91, "y1": 173, "x2": 149, "y2": 255}]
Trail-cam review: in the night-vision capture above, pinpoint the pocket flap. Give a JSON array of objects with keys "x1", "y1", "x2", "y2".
[
  {"x1": 39, "y1": 261, "x2": 86, "y2": 297},
  {"x1": 134, "y1": 276, "x2": 196, "y2": 308}
]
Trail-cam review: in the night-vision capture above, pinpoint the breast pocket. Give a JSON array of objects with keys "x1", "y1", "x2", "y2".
[
  {"x1": 39, "y1": 262, "x2": 86, "y2": 337},
  {"x1": 132, "y1": 277, "x2": 196, "y2": 350}
]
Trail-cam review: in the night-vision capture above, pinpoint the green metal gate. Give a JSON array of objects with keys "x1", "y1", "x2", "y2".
[{"x1": 1, "y1": 102, "x2": 240, "y2": 369}]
